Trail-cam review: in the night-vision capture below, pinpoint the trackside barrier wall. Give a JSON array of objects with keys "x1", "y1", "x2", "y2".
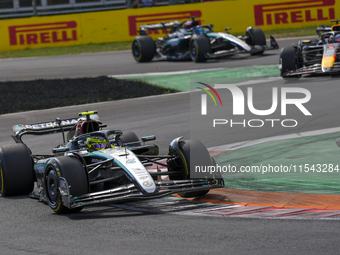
[{"x1": 0, "y1": 0, "x2": 339, "y2": 52}]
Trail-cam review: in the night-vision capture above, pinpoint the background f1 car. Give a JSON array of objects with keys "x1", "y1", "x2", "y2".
[
  {"x1": 132, "y1": 17, "x2": 279, "y2": 63},
  {"x1": 279, "y1": 19, "x2": 340, "y2": 78},
  {"x1": 0, "y1": 111, "x2": 224, "y2": 214}
]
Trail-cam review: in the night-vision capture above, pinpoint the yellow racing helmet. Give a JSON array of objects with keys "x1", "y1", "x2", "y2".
[{"x1": 86, "y1": 136, "x2": 108, "y2": 152}]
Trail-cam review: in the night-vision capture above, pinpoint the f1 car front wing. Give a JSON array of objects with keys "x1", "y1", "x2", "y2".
[
  {"x1": 61, "y1": 179, "x2": 224, "y2": 209},
  {"x1": 283, "y1": 62, "x2": 340, "y2": 76}
]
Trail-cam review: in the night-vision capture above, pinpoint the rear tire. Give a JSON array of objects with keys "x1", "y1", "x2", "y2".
[
  {"x1": 189, "y1": 35, "x2": 211, "y2": 62},
  {"x1": 280, "y1": 46, "x2": 301, "y2": 78},
  {"x1": 246, "y1": 27, "x2": 266, "y2": 55},
  {"x1": 132, "y1": 36, "x2": 156, "y2": 62},
  {"x1": 44, "y1": 157, "x2": 88, "y2": 214},
  {"x1": 0, "y1": 143, "x2": 34, "y2": 196}
]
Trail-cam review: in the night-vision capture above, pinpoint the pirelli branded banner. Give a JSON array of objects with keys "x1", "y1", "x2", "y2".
[
  {"x1": 8, "y1": 21, "x2": 79, "y2": 47},
  {"x1": 253, "y1": 0, "x2": 336, "y2": 27},
  {"x1": 0, "y1": 0, "x2": 339, "y2": 52}
]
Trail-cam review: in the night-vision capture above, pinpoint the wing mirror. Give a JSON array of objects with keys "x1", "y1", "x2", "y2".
[
  {"x1": 141, "y1": 135, "x2": 156, "y2": 143},
  {"x1": 52, "y1": 147, "x2": 70, "y2": 154}
]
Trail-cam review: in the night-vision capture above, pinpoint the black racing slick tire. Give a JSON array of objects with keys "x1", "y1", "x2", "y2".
[
  {"x1": 44, "y1": 157, "x2": 88, "y2": 214},
  {"x1": 279, "y1": 46, "x2": 301, "y2": 78},
  {"x1": 189, "y1": 35, "x2": 211, "y2": 62},
  {"x1": 176, "y1": 140, "x2": 212, "y2": 198},
  {"x1": 246, "y1": 27, "x2": 266, "y2": 55},
  {"x1": 246, "y1": 27, "x2": 266, "y2": 46},
  {"x1": 132, "y1": 36, "x2": 156, "y2": 62},
  {"x1": 119, "y1": 131, "x2": 141, "y2": 147},
  {"x1": 0, "y1": 143, "x2": 34, "y2": 196}
]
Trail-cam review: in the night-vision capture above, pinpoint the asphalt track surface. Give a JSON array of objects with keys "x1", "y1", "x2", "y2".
[
  {"x1": 1, "y1": 38, "x2": 340, "y2": 254},
  {"x1": 0, "y1": 38, "x2": 297, "y2": 82}
]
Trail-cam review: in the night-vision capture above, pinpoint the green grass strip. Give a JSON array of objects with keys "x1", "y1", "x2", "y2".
[
  {"x1": 118, "y1": 65, "x2": 280, "y2": 91},
  {"x1": 215, "y1": 132, "x2": 340, "y2": 194}
]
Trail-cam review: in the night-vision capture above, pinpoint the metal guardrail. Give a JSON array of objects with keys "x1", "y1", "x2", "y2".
[{"x1": 0, "y1": 0, "x2": 201, "y2": 19}]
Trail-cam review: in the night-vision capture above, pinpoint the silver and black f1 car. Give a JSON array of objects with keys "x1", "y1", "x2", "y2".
[
  {"x1": 280, "y1": 19, "x2": 340, "y2": 78},
  {"x1": 132, "y1": 17, "x2": 279, "y2": 63},
  {"x1": 0, "y1": 111, "x2": 224, "y2": 214}
]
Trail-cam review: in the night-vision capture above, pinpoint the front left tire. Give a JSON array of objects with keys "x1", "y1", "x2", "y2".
[
  {"x1": 44, "y1": 157, "x2": 88, "y2": 214},
  {"x1": 246, "y1": 27, "x2": 266, "y2": 55}
]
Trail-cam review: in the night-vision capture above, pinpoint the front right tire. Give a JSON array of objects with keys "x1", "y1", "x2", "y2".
[
  {"x1": 189, "y1": 35, "x2": 211, "y2": 62},
  {"x1": 171, "y1": 140, "x2": 213, "y2": 198},
  {"x1": 119, "y1": 131, "x2": 141, "y2": 147},
  {"x1": 279, "y1": 46, "x2": 301, "y2": 78}
]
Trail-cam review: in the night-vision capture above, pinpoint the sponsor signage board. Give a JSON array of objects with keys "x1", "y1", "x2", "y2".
[{"x1": 0, "y1": 0, "x2": 338, "y2": 51}]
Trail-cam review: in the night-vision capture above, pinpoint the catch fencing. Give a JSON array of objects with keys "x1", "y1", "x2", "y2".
[{"x1": 0, "y1": 0, "x2": 203, "y2": 18}]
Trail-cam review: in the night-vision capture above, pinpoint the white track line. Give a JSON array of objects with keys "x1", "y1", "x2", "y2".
[{"x1": 109, "y1": 68, "x2": 225, "y2": 77}]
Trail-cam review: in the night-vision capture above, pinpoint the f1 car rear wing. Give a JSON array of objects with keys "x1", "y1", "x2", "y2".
[
  {"x1": 12, "y1": 111, "x2": 106, "y2": 143},
  {"x1": 138, "y1": 21, "x2": 181, "y2": 35}
]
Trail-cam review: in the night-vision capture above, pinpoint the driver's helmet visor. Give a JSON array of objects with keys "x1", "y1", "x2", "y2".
[
  {"x1": 335, "y1": 34, "x2": 340, "y2": 43},
  {"x1": 86, "y1": 137, "x2": 107, "y2": 151}
]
